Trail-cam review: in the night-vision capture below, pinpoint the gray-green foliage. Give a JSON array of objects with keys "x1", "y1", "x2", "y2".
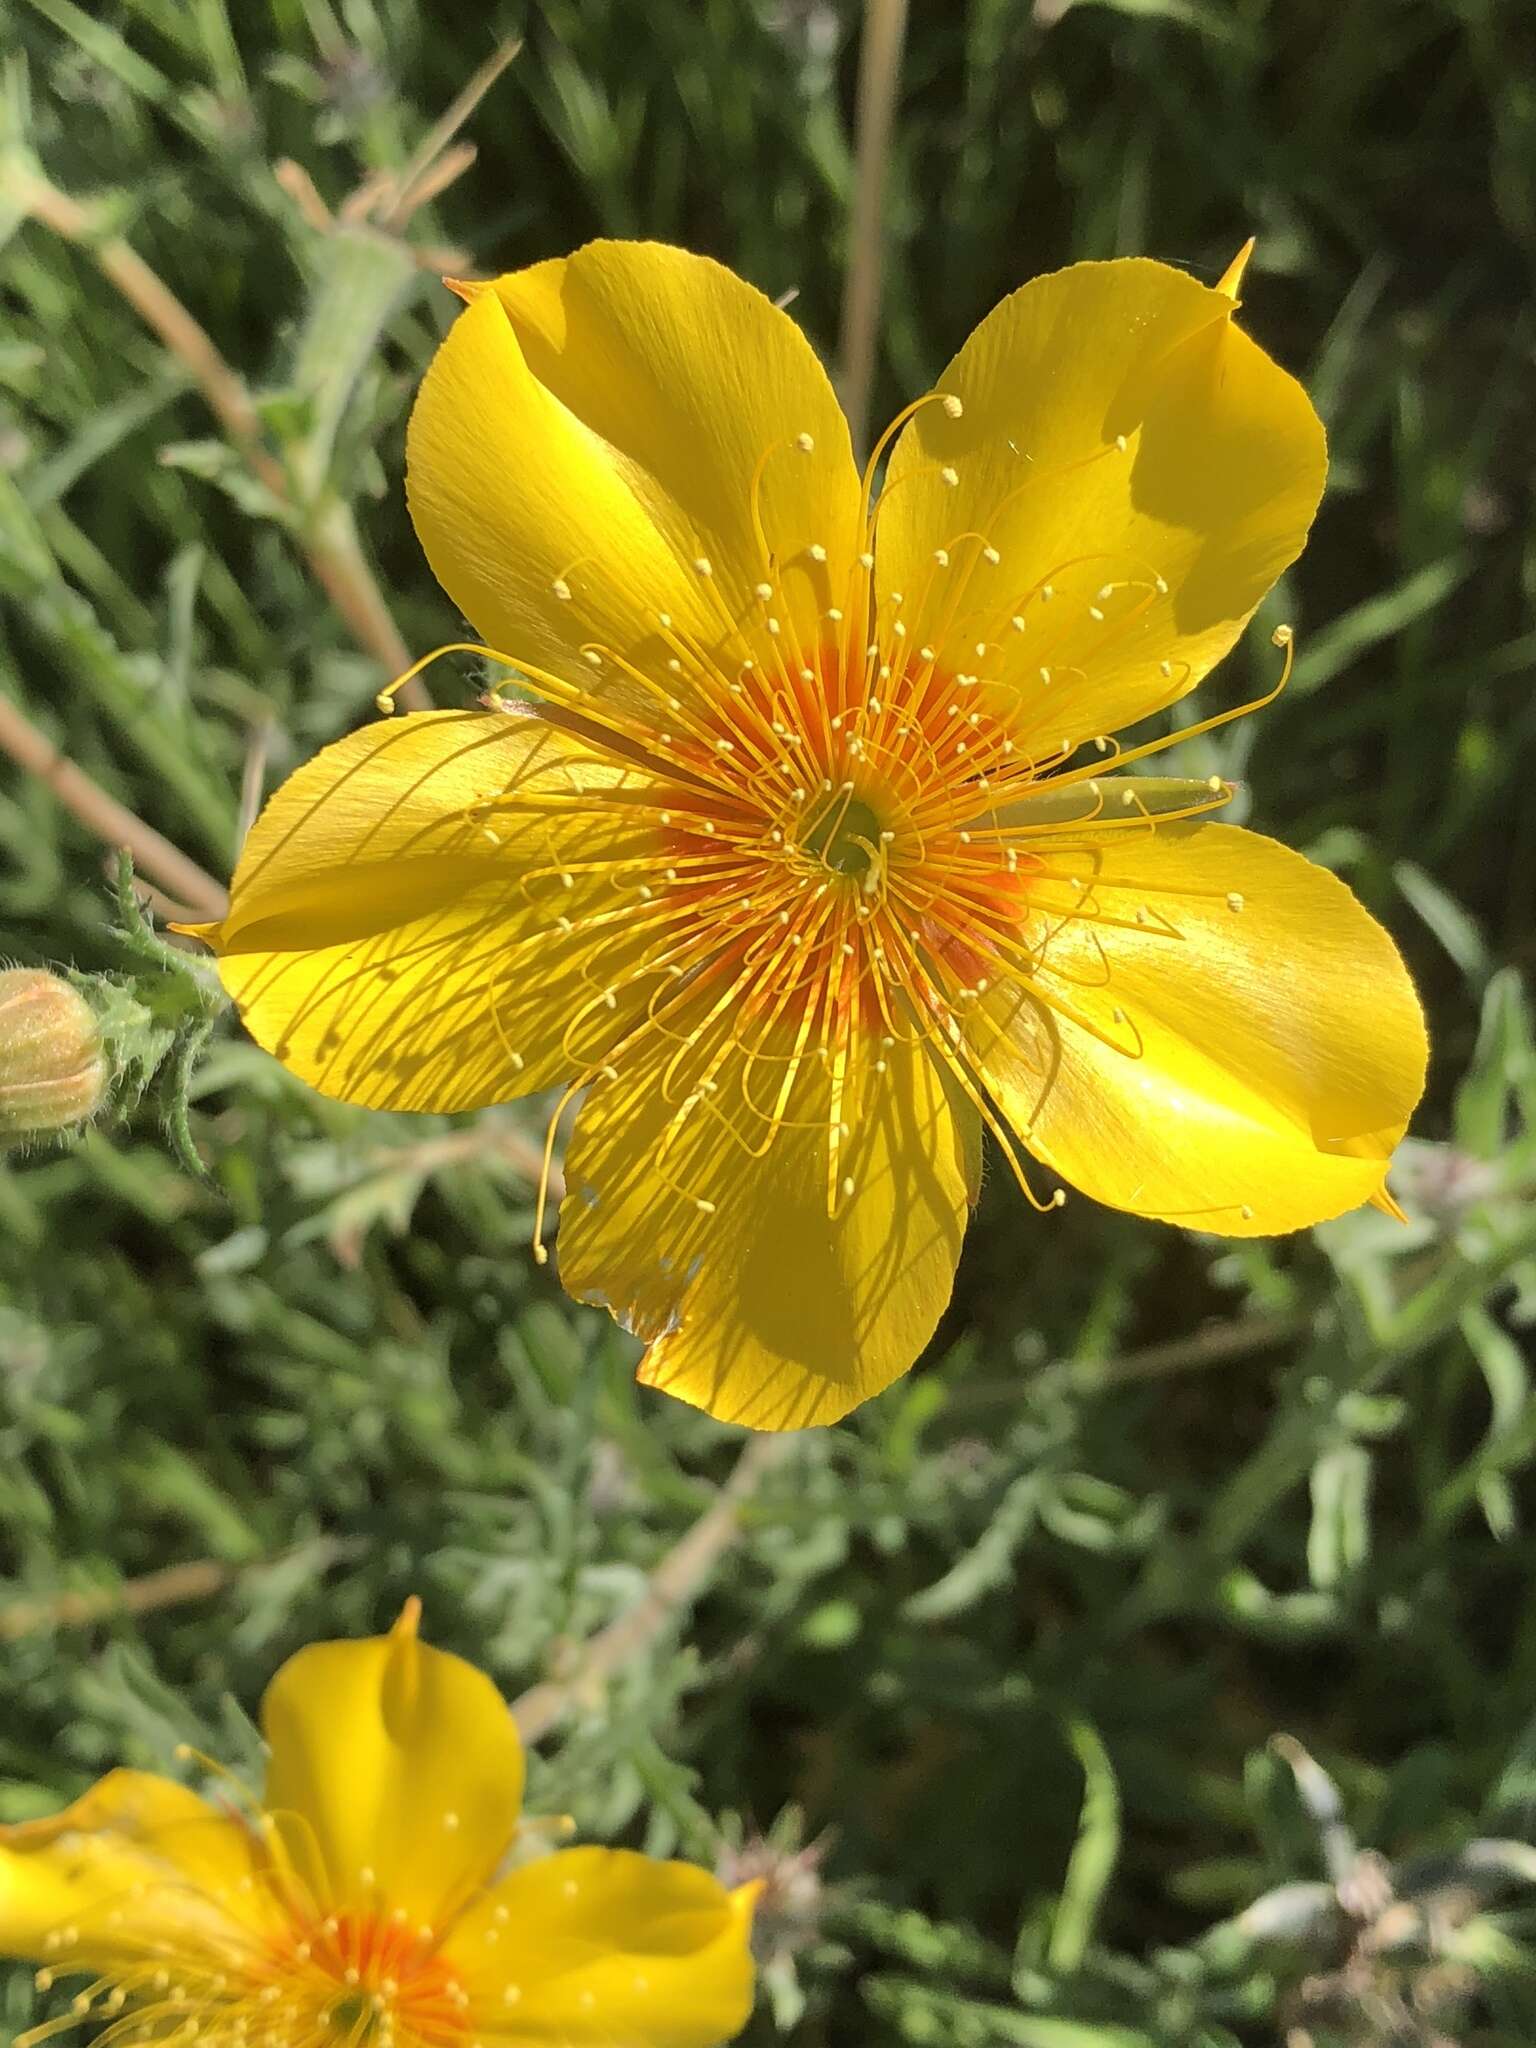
[{"x1": 2, "y1": 1, "x2": 1535, "y2": 2043}]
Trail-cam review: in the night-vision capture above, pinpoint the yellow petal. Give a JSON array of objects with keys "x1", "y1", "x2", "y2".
[
  {"x1": 556, "y1": 1013, "x2": 973, "y2": 1428},
  {"x1": 970, "y1": 823, "x2": 1426, "y2": 1233},
  {"x1": 876, "y1": 258, "x2": 1326, "y2": 751},
  {"x1": 202, "y1": 709, "x2": 672, "y2": 1112},
  {"x1": 0, "y1": 1771, "x2": 272, "y2": 1967},
  {"x1": 442, "y1": 1846, "x2": 756, "y2": 2047},
  {"x1": 260, "y1": 1601, "x2": 524, "y2": 1926},
  {"x1": 409, "y1": 241, "x2": 860, "y2": 703}
]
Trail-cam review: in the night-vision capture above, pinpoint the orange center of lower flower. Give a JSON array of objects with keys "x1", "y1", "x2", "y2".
[
  {"x1": 272, "y1": 1910, "x2": 471, "y2": 2046},
  {"x1": 30, "y1": 1901, "x2": 473, "y2": 2048}
]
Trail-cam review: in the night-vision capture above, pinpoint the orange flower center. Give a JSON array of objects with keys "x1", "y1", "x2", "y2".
[
  {"x1": 376, "y1": 400, "x2": 1287, "y2": 1247},
  {"x1": 30, "y1": 1901, "x2": 474, "y2": 2048}
]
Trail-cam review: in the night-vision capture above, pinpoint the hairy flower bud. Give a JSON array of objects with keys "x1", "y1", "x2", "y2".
[{"x1": 0, "y1": 968, "x2": 108, "y2": 1144}]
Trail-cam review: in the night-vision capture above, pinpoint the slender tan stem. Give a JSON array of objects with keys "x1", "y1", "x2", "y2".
[
  {"x1": 838, "y1": 0, "x2": 911, "y2": 460},
  {"x1": 1088, "y1": 1310, "x2": 1311, "y2": 1385},
  {"x1": 0, "y1": 691, "x2": 227, "y2": 917},
  {"x1": 513, "y1": 1433, "x2": 795, "y2": 1742},
  {"x1": 359, "y1": 1119, "x2": 558, "y2": 1198},
  {"x1": 950, "y1": 1311, "x2": 1311, "y2": 1411},
  {"x1": 382, "y1": 38, "x2": 521, "y2": 230},
  {"x1": 308, "y1": 500, "x2": 413, "y2": 675},
  {"x1": 0, "y1": 1541, "x2": 349, "y2": 1641},
  {"x1": 11, "y1": 164, "x2": 426, "y2": 709},
  {"x1": 15, "y1": 174, "x2": 276, "y2": 476},
  {"x1": 0, "y1": 1559, "x2": 232, "y2": 1641}
]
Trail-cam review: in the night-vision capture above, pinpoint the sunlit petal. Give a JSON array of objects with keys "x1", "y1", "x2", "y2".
[
  {"x1": 409, "y1": 241, "x2": 860, "y2": 707},
  {"x1": 444, "y1": 1848, "x2": 756, "y2": 2047},
  {"x1": 0, "y1": 1772, "x2": 274, "y2": 1970},
  {"x1": 557, "y1": 1015, "x2": 974, "y2": 1428},
  {"x1": 261, "y1": 1600, "x2": 525, "y2": 1926},
  {"x1": 970, "y1": 823, "x2": 1427, "y2": 1232},
  {"x1": 876, "y1": 258, "x2": 1326, "y2": 752},
  {"x1": 200, "y1": 709, "x2": 673, "y2": 1112}
]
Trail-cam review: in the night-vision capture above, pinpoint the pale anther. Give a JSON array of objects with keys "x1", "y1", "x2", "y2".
[
  {"x1": 552, "y1": 577, "x2": 572, "y2": 602},
  {"x1": 796, "y1": 431, "x2": 815, "y2": 452},
  {"x1": 940, "y1": 465, "x2": 959, "y2": 486},
  {"x1": 809, "y1": 542, "x2": 827, "y2": 562},
  {"x1": 933, "y1": 548, "x2": 950, "y2": 567},
  {"x1": 693, "y1": 556, "x2": 712, "y2": 577},
  {"x1": 941, "y1": 393, "x2": 963, "y2": 418},
  {"x1": 1227, "y1": 892, "x2": 1245, "y2": 912}
]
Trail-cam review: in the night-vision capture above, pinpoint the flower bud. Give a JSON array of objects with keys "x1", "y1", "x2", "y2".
[{"x1": 0, "y1": 968, "x2": 108, "y2": 1144}]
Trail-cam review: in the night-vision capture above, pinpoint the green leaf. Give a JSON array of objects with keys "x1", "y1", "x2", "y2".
[{"x1": 1046, "y1": 1719, "x2": 1122, "y2": 1975}]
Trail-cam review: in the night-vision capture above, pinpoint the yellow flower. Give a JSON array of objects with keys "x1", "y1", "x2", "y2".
[
  {"x1": 192, "y1": 240, "x2": 1426, "y2": 1430},
  {"x1": 0, "y1": 1602, "x2": 756, "y2": 2047}
]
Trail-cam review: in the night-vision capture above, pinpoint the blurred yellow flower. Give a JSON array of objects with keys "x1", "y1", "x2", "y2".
[
  {"x1": 193, "y1": 240, "x2": 1426, "y2": 1429},
  {"x1": 0, "y1": 1602, "x2": 756, "y2": 2047}
]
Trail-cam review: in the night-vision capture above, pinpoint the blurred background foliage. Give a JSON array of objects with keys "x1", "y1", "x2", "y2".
[{"x1": 2, "y1": 0, "x2": 1536, "y2": 2042}]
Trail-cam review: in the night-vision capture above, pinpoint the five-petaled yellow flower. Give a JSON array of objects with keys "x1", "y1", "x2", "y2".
[
  {"x1": 193, "y1": 240, "x2": 1426, "y2": 1430},
  {"x1": 0, "y1": 1602, "x2": 756, "y2": 2047}
]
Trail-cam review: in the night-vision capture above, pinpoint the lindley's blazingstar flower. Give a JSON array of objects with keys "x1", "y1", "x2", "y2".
[
  {"x1": 0, "y1": 1603, "x2": 757, "y2": 2047},
  {"x1": 192, "y1": 240, "x2": 1427, "y2": 1429}
]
